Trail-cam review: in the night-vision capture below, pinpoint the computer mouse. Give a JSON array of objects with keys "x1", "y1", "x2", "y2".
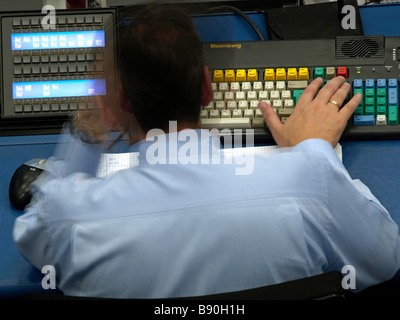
[{"x1": 9, "y1": 159, "x2": 47, "y2": 210}]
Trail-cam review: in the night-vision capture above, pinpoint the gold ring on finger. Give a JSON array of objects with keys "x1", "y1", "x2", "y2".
[{"x1": 328, "y1": 100, "x2": 340, "y2": 109}]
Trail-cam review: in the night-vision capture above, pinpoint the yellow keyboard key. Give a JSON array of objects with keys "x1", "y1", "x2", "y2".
[
  {"x1": 287, "y1": 68, "x2": 298, "y2": 80},
  {"x1": 264, "y1": 68, "x2": 275, "y2": 81},
  {"x1": 225, "y1": 69, "x2": 235, "y2": 82},
  {"x1": 298, "y1": 67, "x2": 310, "y2": 80},
  {"x1": 247, "y1": 69, "x2": 258, "y2": 81},
  {"x1": 213, "y1": 70, "x2": 224, "y2": 82},
  {"x1": 236, "y1": 69, "x2": 247, "y2": 81},
  {"x1": 276, "y1": 68, "x2": 286, "y2": 80}
]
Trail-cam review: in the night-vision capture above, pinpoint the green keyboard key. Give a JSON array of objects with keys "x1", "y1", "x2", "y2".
[
  {"x1": 388, "y1": 105, "x2": 399, "y2": 125},
  {"x1": 377, "y1": 105, "x2": 387, "y2": 115},
  {"x1": 365, "y1": 106, "x2": 375, "y2": 116},
  {"x1": 377, "y1": 88, "x2": 386, "y2": 97},
  {"x1": 292, "y1": 90, "x2": 304, "y2": 104},
  {"x1": 376, "y1": 97, "x2": 386, "y2": 107},
  {"x1": 314, "y1": 67, "x2": 325, "y2": 79},
  {"x1": 365, "y1": 97, "x2": 375, "y2": 108},
  {"x1": 354, "y1": 106, "x2": 364, "y2": 115},
  {"x1": 365, "y1": 88, "x2": 375, "y2": 99}
]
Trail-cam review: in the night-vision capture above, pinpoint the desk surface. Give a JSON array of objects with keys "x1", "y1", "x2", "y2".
[{"x1": 1, "y1": 3, "x2": 400, "y2": 297}]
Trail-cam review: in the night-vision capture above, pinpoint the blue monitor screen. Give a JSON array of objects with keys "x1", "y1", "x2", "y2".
[
  {"x1": 11, "y1": 31, "x2": 105, "y2": 50},
  {"x1": 13, "y1": 79, "x2": 106, "y2": 99}
]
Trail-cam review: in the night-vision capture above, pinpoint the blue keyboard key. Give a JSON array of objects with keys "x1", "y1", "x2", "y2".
[
  {"x1": 388, "y1": 79, "x2": 398, "y2": 89},
  {"x1": 353, "y1": 115, "x2": 375, "y2": 126},
  {"x1": 365, "y1": 79, "x2": 375, "y2": 88},
  {"x1": 353, "y1": 79, "x2": 363, "y2": 89},
  {"x1": 388, "y1": 88, "x2": 399, "y2": 106},
  {"x1": 377, "y1": 79, "x2": 387, "y2": 88}
]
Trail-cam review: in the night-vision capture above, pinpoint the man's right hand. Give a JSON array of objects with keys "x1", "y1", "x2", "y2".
[{"x1": 258, "y1": 76, "x2": 362, "y2": 148}]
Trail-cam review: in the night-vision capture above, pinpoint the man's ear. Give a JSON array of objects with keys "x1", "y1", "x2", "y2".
[{"x1": 201, "y1": 66, "x2": 213, "y2": 107}]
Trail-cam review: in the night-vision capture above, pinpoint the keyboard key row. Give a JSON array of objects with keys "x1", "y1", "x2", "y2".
[
  {"x1": 213, "y1": 90, "x2": 295, "y2": 102},
  {"x1": 354, "y1": 112, "x2": 398, "y2": 126},
  {"x1": 14, "y1": 102, "x2": 96, "y2": 113},
  {"x1": 201, "y1": 108, "x2": 263, "y2": 118},
  {"x1": 212, "y1": 67, "x2": 349, "y2": 82},
  {"x1": 14, "y1": 63, "x2": 103, "y2": 76},
  {"x1": 353, "y1": 78, "x2": 398, "y2": 89},
  {"x1": 12, "y1": 16, "x2": 103, "y2": 28},
  {"x1": 202, "y1": 104, "x2": 294, "y2": 119},
  {"x1": 205, "y1": 99, "x2": 295, "y2": 111},
  {"x1": 212, "y1": 80, "x2": 308, "y2": 94},
  {"x1": 13, "y1": 53, "x2": 103, "y2": 64}
]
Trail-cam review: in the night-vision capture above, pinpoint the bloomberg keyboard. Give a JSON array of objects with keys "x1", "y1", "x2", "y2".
[{"x1": 202, "y1": 36, "x2": 400, "y2": 142}]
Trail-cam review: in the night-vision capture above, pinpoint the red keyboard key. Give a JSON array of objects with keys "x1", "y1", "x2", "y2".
[{"x1": 337, "y1": 66, "x2": 349, "y2": 78}]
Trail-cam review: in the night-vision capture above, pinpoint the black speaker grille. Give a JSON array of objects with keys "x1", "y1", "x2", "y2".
[{"x1": 336, "y1": 36, "x2": 385, "y2": 59}]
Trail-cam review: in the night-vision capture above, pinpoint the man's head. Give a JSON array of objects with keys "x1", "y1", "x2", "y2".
[{"x1": 118, "y1": 4, "x2": 210, "y2": 134}]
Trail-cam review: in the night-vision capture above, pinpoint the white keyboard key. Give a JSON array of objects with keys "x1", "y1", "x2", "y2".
[
  {"x1": 326, "y1": 67, "x2": 336, "y2": 79},
  {"x1": 200, "y1": 110, "x2": 208, "y2": 118},
  {"x1": 247, "y1": 91, "x2": 257, "y2": 102},
  {"x1": 287, "y1": 80, "x2": 308, "y2": 91},
  {"x1": 376, "y1": 114, "x2": 387, "y2": 125},
  {"x1": 226, "y1": 101, "x2": 237, "y2": 111},
  {"x1": 244, "y1": 109, "x2": 254, "y2": 119},
  {"x1": 230, "y1": 82, "x2": 240, "y2": 93},
  {"x1": 272, "y1": 99, "x2": 282, "y2": 109},
  {"x1": 201, "y1": 117, "x2": 252, "y2": 129},
  {"x1": 270, "y1": 90, "x2": 280, "y2": 101},
  {"x1": 232, "y1": 109, "x2": 243, "y2": 118},
  {"x1": 255, "y1": 108, "x2": 263, "y2": 118},
  {"x1": 221, "y1": 110, "x2": 231, "y2": 118},
  {"x1": 281, "y1": 90, "x2": 291, "y2": 101},
  {"x1": 253, "y1": 81, "x2": 263, "y2": 92},
  {"x1": 241, "y1": 82, "x2": 252, "y2": 92},
  {"x1": 264, "y1": 81, "x2": 274, "y2": 91},
  {"x1": 252, "y1": 118, "x2": 264, "y2": 128},
  {"x1": 278, "y1": 108, "x2": 294, "y2": 118},
  {"x1": 213, "y1": 91, "x2": 223, "y2": 101},
  {"x1": 284, "y1": 99, "x2": 294, "y2": 108},
  {"x1": 215, "y1": 101, "x2": 225, "y2": 111},
  {"x1": 276, "y1": 81, "x2": 286, "y2": 91},
  {"x1": 258, "y1": 91, "x2": 268, "y2": 101},
  {"x1": 236, "y1": 91, "x2": 246, "y2": 102},
  {"x1": 250, "y1": 100, "x2": 260, "y2": 110},
  {"x1": 209, "y1": 110, "x2": 220, "y2": 118},
  {"x1": 219, "y1": 82, "x2": 229, "y2": 93},
  {"x1": 224, "y1": 91, "x2": 234, "y2": 102},
  {"x1": 211, "y1": 83, "x2": 217, "y2": 92},
  {"x1": 238, "y1": 100, "x2": 248, "y2": 111}
]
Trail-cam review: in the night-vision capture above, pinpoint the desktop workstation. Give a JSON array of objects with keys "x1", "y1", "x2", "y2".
[{"x1": 1, "y1": 1, "x2": 400, "y2": 299}]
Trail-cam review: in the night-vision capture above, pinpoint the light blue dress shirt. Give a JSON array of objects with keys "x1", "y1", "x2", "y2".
[{"x1": 13, "y1": 129, "x2": 400, "y2": 298}]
